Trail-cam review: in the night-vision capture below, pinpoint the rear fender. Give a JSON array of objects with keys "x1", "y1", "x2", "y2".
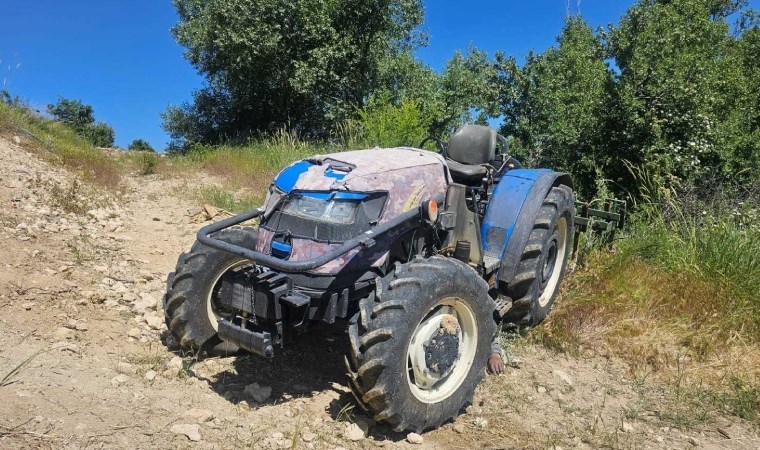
[{"x1": 481, "y1": 169, "x2": 573, "y2": 285}]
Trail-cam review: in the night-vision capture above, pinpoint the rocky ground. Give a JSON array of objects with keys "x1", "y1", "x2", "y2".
[{"x1": 0, "y1": 136, "x2": 758, "y2": 449}]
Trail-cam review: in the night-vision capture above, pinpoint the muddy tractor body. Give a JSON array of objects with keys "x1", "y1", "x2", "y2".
[{"x1": 163, "y1": 125, "x2": 575, "y2": 432}]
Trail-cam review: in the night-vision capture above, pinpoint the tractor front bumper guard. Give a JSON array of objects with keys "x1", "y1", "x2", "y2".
[{"x1": 196, "y1": 207, "x2": 422, "y2": 273}]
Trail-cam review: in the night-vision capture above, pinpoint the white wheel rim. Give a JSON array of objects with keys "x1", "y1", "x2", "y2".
[
  {"x1": 406, "y1": 297, "x2": 478, "y2": 404},
  {"x1": 538, "y1": 216, "x2": 568, "y2": 307},
  {"x1": 206, "y1": 261, "x2": 249, "y2": 332}
]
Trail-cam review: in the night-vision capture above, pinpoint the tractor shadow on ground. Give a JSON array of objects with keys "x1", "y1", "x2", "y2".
[
  {"x1": 187, "y1": 323, "x2": 349, "y2": 405},
  {"x1": 166, "y1": 323, "x2": 413, "y2": 443}
]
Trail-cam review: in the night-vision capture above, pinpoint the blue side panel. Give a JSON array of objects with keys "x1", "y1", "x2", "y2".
[
  {"x1": 274, "y1": 160, "x2": 314, "y2": 192},
  {"x1": 481, "y1": 169, "x2": 553, "y2": 257}
]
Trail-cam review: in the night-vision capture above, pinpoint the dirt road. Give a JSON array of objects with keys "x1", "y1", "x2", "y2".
[{"x1": 1, "y1": 137, "x2": 757, "y2": 449}]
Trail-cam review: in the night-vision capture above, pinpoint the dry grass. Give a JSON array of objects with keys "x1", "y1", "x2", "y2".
[
  {"x1": 535, "y1": 250, "x2": 760, "y2": 425},
  {"x1": 1, "y1": 101, "x2": 122, "y2": 188}
]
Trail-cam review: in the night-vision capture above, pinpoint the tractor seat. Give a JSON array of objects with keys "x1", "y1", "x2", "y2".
[{"x1": 445, "y1": 125, "x2": 496, "y2": 184}]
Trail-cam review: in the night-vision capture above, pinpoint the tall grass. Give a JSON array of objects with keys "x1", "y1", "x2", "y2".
[
  {"x1": 168, "y1": 127, "x2": 342, "y2": 209},
  {"x1": 537, "y1": 174, "x2": 760, "y2": 425},
  {"x1": 0, "y1": 101, "x2": 121, "y2": 187}
]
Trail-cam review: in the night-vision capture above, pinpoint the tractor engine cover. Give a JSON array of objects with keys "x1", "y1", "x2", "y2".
[{"x1": 255, "y1": 148, "x2": 451, "y2": 275}]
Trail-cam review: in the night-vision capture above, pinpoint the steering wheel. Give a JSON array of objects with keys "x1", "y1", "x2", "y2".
[
  {"x1": 496, "y1": 133, "x2": 509, "y2": 157},
  {"x1": 419, "y1": 136, "x2": 447, "y2": 156}
]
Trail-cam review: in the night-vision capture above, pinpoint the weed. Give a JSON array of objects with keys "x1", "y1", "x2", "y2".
[
  {"x1": 196, "y1": 185, "x2": 261, "y2": 213},
  {"x1": 1, "y1": 101, "x2": 122, "y2": 188},
  {"x1": 48, "y1": 178, "x2": 91, "y2": 214},
  {"x1": 1, "y1": 349, "x2": 50, "y2": 387},
  {"x1": 335, "y1": 402, "x2": 355, "y2": 422},
  {"x1": 137, "y1": 151, "x2": 160, "y2": 175}
]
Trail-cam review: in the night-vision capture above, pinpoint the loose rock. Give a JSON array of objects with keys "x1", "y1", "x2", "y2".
[
  {"x1": 344, "y1": 422, "x2": 365, "y2": 441},
  {"x1": 143, "y1": 313, "x2": 164, "y2": 330},
  {"x1": 552, "y1": 369, "x2": 574, "y2": 386},
  {"x1": 406, "y1": 432, "x2": 424, "y2": 445},
  {"x1": 170, "y1": 423, "x2": 201, "y2": 442},
  {"x1": 127, "y1": 328, "x2": 142, "y2": 339},
  {"x1": 110, "y1": 374, "x2": 129, "y2": 386},
  {"x1": 243, "y1": 382, "x2": 272, "y2": 403}
]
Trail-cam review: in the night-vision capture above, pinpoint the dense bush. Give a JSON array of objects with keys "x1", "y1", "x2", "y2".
[
  {"x1": 128, "y1": 139, "x2": 155, "y2": 152},
  {"x1": 357, "y1": 93, "x2": 430, "y2": 148},
  {"x1": 47, "y1": 97, "x2": 115, "y2": 147}
]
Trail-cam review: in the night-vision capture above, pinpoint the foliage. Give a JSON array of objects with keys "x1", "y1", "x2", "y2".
[
  {"x1": 357, "y1": 92, "x2": 430, "y2": 147},
  {"x1": 128, "y1": 139, "x2": 155, "y2": 152},
  {"x1": 1, "y1": 100, "x2": 121, "y2": 187},
  {"x1": 84, "y1": 122, "x2": 116, "y2": 147},
  {"x1": 164, "y1": 0, "x2": 425, "y2": 148},
  {"x1": 497, "y1": 0, "x2": 759, "y2": 199},
  {"x1": 137, "y1": 152, "x2": 160, "y2": 175},
  {"x1": 47, "y1": 96, "x2": 115, "y2": 147},
  {"x1": 498, "y1": 17, "x2": 615, "y2": 197}
]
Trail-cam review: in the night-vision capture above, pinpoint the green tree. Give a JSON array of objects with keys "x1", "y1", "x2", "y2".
[
  {"x1": 358, "y1": 92, "x2": 431, "y2": 147},
  {"x1": 47, "y1": 97, "x2": 115, "y2": 147},
  {"x1": 164, "y1": 0, "x2": 425, "y2": 148},
  {"x1": 85, "y1": 122, "x2": 116, "y2": 148},
  {"x1": 369, "y1": 47, "x2": 501, "y2": 139},
  {"x1": 499, "y1": 17, "x2": 616, "y2": 197},
  {"x1": 711, "y1": 21, "x2": 760, "y2": 182},
  {"x1": 128, "y1": 139, "x2": 155, "y2": 152},
  {"x1": 606, "y1": 0, "x2": 742, "y2": 191},
  {"x1": 47, "y1": 97, "x2": 95, "y2": 131}
]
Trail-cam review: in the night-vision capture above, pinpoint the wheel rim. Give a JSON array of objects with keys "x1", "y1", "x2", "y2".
[
  {"x1": 538, "y1": 216, "x2": 568, "y2": 307},
  {"x1": 206, "y1": 261, "x2": 251, "y2": 332},
  {"x1": 406, "y1": 297, "x2": 478, "y2": 404}
]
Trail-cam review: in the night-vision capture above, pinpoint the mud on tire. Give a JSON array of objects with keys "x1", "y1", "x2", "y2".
[
  {"x1": 504, "y1": 185, "x2": 574, "y2": 326},
  {"x1": 163, "y1": 227, "x2": 257, "y2": 355},
  {"x1": 345, "y1": 256, "x2": 496, "y2": 432}
]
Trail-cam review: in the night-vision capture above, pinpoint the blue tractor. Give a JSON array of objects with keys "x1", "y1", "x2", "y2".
[{"x1": 163, "y1": 125, "x2": 575, "y2": 432}]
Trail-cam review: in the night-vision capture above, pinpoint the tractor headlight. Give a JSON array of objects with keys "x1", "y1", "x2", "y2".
[{"x1": 283, "y1": 196, "x2": 360, "y2": 224}]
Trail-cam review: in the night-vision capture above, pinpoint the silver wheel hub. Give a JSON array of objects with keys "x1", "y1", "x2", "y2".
[{"x1": 407, "y1": 298, "x2": 478, "y2": 403}]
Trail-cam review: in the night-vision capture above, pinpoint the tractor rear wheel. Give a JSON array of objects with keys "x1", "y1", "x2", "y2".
[
  {"x1": 163, "y1": 228, "x2": 257, "y2": 355},
  {"x1": 504, "y1": 185, "x2": 574, "y2": 326},
  {"x1": 345, "y1": 256, "x2": 496, "y2": 432}
]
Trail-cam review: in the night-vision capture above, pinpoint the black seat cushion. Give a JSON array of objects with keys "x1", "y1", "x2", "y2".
[
  {"x1": 447, "y1": 159, "x2": 487, "y2": 184},
  {"x1": 445, "y1": 125, "x2": 496, "y2": 184},
  {"x1": 447, "y1": 125, "x2": 496, "y2": 165}
]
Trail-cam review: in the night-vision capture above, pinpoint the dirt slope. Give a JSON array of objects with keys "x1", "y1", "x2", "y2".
[{"x1": 0, "y1": 136, "x2": 757, "y2": 449}]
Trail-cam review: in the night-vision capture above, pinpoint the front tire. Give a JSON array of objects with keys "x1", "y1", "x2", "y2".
[
  {"x1": 345, "y1": 256, "x2": 496, "y2": 432},
  {"x1": 163, "y1": 228, "x2": 257, "y2": 355}
]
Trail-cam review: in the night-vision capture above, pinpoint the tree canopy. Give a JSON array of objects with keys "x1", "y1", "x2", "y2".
[
  {"x1": 164, "y1": 0, "x2": 425, "y2": 146},
  {"x1": 165, "y1": 0, "x2": 759, "y2": 200},
  {"x1": 47, "y1": 97, "x2": 115, "y2": 147},
  {"x1": 128, "y1": 139, "x2": 155, "y2": 152}
]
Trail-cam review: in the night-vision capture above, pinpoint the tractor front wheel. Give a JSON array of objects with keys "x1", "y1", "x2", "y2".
[
  {"x1": 346, "y1": 256, "x2": 496, "y2": 432},
  {"x1": 163, "y1": 228, "x2": 257, "y2": 355}
]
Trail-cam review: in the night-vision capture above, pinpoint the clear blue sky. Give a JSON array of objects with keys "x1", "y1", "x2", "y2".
[{"x1": 0, "y1": 1, "x2": 752, "y2": 150}]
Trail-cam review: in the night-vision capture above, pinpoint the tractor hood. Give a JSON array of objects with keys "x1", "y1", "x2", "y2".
[
  {"x1": 270, "y1": 147, "x2": 451, "y2": 223},
  {"x1": 254, "y1": 147, "x2": 451, "y2": 275}
]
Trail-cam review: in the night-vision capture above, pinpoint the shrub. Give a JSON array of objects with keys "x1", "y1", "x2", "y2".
[
  {"x1": 128, "y1": 139, "x2": 155, "y2": 152},
  {"x1": 358, "y1": 93, "x2": 431, "y2": 148}
]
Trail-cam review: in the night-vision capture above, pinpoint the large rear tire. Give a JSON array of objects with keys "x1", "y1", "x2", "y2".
[
  {"x1": 163, "y1": 228, "x2": 257, "y2": 355},
  {"x1": 345, "y1": 256, "x2": 496, "y2": 432},
  {"x1": 504, "y1": 185, "x2": 574, "y2": 326}
]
